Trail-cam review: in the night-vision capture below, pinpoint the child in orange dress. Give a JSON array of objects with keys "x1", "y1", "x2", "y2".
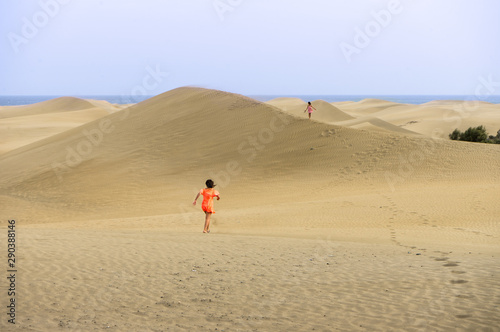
[{"x1": 193, "y1": 179, "x2": 220, "y2": 233}]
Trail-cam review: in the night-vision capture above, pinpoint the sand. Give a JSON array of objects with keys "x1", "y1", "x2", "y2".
[
  {"x1": 0, "y1": 88, "x2": 499, "y2": 331},
  {"x1": 0, "y1": 97, "x2": 126, "y2": 155}
]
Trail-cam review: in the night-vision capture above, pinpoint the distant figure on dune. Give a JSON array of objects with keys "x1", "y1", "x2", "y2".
[
  {"x1": 304, "y1": 101, "x2": 316, "y2": 119},
  {"x1": 193, "y1": 179, "x2": 220, "y2": 233}
]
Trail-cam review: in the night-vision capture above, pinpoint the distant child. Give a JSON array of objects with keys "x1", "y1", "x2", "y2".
[
  {"x1": 304, "y1": 101, "x2": 316, "y2": 119},
  {"x1": 193, "y1": 179, "x2": 220, "y2": 233}
]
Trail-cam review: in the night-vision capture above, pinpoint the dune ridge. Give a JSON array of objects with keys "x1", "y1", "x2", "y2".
[
  {"x1": 0, "y1": 97, "x2": 128, "y2": 154},
  {"x1": 267, "y1": 97, "x2": 422, "y2": 135},
  {"x1": 0, "y1": 97, "x2": 98, "y2": 119},
  {"x1": 330, "y1": 98, "x2": 500, "y2": 138},
  {"x1": 267, "y1": 97, "x2": 355, "y2": 122}
]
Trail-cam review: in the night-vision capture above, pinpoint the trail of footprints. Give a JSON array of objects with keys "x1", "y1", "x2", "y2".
[{"x1": 380, "y1": 193, "x2": 474, "y2": 320}]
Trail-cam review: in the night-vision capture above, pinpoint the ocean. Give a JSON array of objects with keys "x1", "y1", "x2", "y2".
[
  {"x1": 251, "y1": 95, "x2": 500, "y2": 104},
  {"x1": 0, "y1": 95, "x2": 154, "y2": 106},
  {"x1": 1, "y1": 94, "x2": 499, "y2": 106}
]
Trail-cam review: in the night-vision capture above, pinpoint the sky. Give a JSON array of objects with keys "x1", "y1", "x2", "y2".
[{"x1": 1, "y1": 0, "x2": 499, "y2": 96}]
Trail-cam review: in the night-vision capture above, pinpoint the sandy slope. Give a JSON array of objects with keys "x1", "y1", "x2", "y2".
[
  {"x1": 267, "y1": 97, "x2": 421, "y2": 135},
  {"x1": 332, "y1": 98, "x2": 500, "y2": 139},
  {"x1": 271, "y1": 97, "x2": 500, "y2": 139},
  {"x1": 267, "y1": 98, "x2": 355, "y2": 122},
  {"x1": 2, "y1": 88, "x2": 498, "y2": 223},
  {"x1": 0, "y1": 88, "x2": 499, "y2": 331},
  {"x1": 0, "y1": 97, "x2": 126, "y2": 154},
  {"x1": 0, "y1": 97, "x2": 99, "y2": 119}
]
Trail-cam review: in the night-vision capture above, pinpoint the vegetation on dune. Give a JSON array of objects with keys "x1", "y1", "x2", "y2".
[{"x1": 449, "y1": 126, "x2": 500, "y2": 144}]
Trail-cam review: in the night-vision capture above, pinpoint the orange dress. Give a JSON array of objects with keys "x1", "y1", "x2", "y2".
[{"x1": 200, "y1": 188, "x2": 219, "y2": 213}]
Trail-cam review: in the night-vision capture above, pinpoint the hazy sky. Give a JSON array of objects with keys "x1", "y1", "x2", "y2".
[{"x1": 1, "y1": 0, "x2": 499, "y2": 96}]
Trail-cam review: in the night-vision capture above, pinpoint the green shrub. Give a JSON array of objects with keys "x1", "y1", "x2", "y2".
[
  {"x1": 449, "y1": 129, "x2": 461, "y2": 140},
  {"x1": 449, "y1": 126, "x2": 500, "y2": 144},
  {"x1": 460, "y1": 125, "x2": 488, "y2": 142}
]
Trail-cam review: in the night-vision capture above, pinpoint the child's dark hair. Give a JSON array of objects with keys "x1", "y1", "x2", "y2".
[
  {"x1": 308, "y1": 101, "x2": 312, "y2": 105},
  {"x1": 205, "y1": 179, "x2": 215, "y2": 188}
]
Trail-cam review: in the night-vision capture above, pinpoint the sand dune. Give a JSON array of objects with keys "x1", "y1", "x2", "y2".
[
  {"x1": 333, "y1": 98, "x2": 403, "y2": 115},
  {"x1": 0, "y1": 97, "x2": 98, "y2": 119},
  {"x1": 329, "y1": 98, "x2": 500, "y2": 138},
  {"x1": 0, "y1": 97, "x2": 128, "y2": 154},
  {"x1": 0, "y1": 108, "x2": 111, "y2": 154},
  {"x1": 267, "y1": 97, "x2": 421, "y2": 135},
  {"x1": 267, "y1": 97, "x2": 355, "y2": 122},
  {"x1": 386, "y1": 102, "x2": 500, "y2": 138},
  {"x1": 0, "y1": 88, "x2": 499, "y2": 331},
  {"x1": 421, "y1": 100, "x2": 495, "y2": 107},
  {"x1": 335, "y1": 116, "x2": 421, "y2": 135},
  {"x1": 2, "y1": 87, "x2": 498, "y2": 223}
]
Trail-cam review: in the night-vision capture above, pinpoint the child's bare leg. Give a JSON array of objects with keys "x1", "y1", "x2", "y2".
[
  {"x1": 203, "y1": 212, "x2": 212, "y2": 233},
  {"x1": 308, "y1": 113, "x2": 311, "y2": 119}
]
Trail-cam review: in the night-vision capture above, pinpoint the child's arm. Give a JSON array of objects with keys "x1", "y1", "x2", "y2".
[{"x1": 193, "y1": 192, "x2": 200, "y2": 205}]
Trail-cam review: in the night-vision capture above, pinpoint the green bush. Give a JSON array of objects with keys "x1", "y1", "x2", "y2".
[
  {"x1": 460, "y1": 125, "x2": 488, "y2": 142},
  {"x1": 449, "y1": 129, "x2": 461, "y2": 140},
  {"x1": 449, "y1": 126, "x2": 500, "y2": 144}
]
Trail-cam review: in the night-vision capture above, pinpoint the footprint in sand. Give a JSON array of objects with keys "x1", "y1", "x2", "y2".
[
  {"x1": 450, "y1": 280, "x2": 468, "y2": 284},
  {"x1": 434, "y1": 257, "x2": 449, "y2": 261},
  {"x1": 456, "y1": 314, "x2": 471, "y2": 319},
  {"x1": 456, "y1": 294, "x2": 474, "y2": 299},
  {"x1": 320, "y1": 129, "x2": 336, "y2": 137},
  {"x1": 443, "y1": 262, "x2": 460, "y2": 267}
]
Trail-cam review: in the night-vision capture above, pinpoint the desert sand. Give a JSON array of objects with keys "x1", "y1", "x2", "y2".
[
  {"x1": 0, "y1": 97, "x2": 127, "y2": 155},
  {"x1": 0, "y1": 88, "x2": 499, "y2": 331}
]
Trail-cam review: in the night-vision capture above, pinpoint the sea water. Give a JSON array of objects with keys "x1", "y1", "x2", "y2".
[
  {"x1": 250, "y1": 95, "x2": 500, "y2": 104},
  {"x1": 1, "y1": 94, "x2": 499, "y2": 106},
  {"x1": 0, "y1": 95, "x2": 154, "y2": 106}
]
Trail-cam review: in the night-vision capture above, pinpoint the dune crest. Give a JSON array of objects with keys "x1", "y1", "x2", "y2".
[
  {"x1": 0, "y1": 97, "x2": 128, "y2": 154},
  {"x1": 0, "y1": 96, "x2": 98, "y2": 119},
  {"x1": 268, "y1": 97, "x2": 421, "y2": 135},
  {"x1": 325, "y1": 98, "x2": 500, "y2": 138},
  {"x1": 267, "y1": 97, "x2": 355, "y2": 122}
]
